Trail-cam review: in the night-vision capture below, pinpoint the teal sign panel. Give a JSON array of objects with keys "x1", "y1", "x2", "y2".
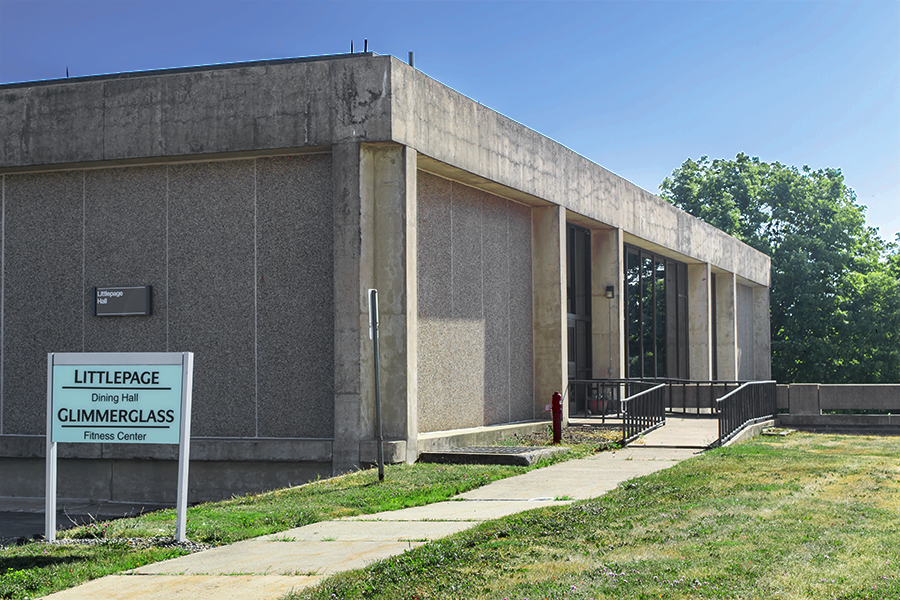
[{"x1": 51, "y1": 364, "x2": 183, "y2": 444}]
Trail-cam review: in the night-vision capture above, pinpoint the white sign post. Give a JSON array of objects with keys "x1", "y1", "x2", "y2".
[{"x1": 45, "y1": 352, "x2": 194, "y2": 541}]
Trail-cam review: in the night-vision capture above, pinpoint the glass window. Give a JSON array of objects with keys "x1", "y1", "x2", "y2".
[{"x1": 624, "y1": 245, "x2": 688, "y2": 380}]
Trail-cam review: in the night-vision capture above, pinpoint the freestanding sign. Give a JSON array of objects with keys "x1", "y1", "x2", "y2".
[{"x1": 46, "y1": 352, "x2": 194, "y2": 541}]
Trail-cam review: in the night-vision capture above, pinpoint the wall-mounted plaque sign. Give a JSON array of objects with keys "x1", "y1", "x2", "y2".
[{"x1": 94, "y1": 286, "x2": 152, "y2": 316}]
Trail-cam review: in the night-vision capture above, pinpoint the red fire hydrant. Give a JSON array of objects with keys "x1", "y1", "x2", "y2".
[{"x1": 552, "y1": 391, "x2": 562, "y2": 444}]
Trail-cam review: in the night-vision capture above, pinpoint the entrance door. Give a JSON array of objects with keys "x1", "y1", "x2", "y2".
[{"x1": 567, "y1": 224, "x2": 592, "y2": 414}]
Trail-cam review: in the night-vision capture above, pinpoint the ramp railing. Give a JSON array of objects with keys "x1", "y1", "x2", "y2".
[
  {"x1": 714, "y1": 380, "x2": 777, "y2": 446},
  {"x1": 567, "y1": 378, "x2": 775, "y2": 447},
  {"x1": 567, "y1": 379, "x2": 660, "y2": 420},
  {"x1": 621, "y1": 383, "x2": 667, "y2": 444}
]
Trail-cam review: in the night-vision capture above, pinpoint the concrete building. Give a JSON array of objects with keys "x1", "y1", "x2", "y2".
[{"x1": 0, "y1": 53, "x2": 770, "y2": 503}]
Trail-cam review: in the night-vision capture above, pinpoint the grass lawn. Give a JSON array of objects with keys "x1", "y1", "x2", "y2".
[
  {"x1": 290, "y1": 433, "x2": 900, "y2": 600},
  {"x1": 0, "y1": 442, "x2": 594, "y2": 600}
]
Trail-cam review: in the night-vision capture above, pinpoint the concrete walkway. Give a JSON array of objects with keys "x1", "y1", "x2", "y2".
[{"x1": 44, "y1": 417, "x2": 717, "y2": 600}]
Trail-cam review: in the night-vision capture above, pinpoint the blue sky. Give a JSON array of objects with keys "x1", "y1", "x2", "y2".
[{"x1": 2, "y1": 0, "x2": 898, "y2": 241}]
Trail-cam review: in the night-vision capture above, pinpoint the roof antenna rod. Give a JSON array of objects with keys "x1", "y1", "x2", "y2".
[
  {"x1": 350, "y1": 40, "x2": 353, "y2": 53},
  {"x1": 364, "y1": 39, "x2": 367, "y2": 53}
]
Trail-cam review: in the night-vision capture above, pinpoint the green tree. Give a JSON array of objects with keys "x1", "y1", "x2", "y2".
[{"x1": 660, "y1": 154, "x2": 899, "y2": 383}]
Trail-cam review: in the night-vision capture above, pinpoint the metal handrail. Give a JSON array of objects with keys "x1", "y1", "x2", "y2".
[
  {"x1": 621, "y1": 383, "x2": 667, "y2": 444},
  {"x1": 567, "y1": 379, "x2": 659, "y2": 420},
  {"x1": 567, "y1": 378, "x2": 748, "y2": 417},
  {"x1": 715, "y1": 380, "x2": 777, "y2": 446},
  {"x1": 567, "y1": 378, "x2": 775, "y2": 447}
]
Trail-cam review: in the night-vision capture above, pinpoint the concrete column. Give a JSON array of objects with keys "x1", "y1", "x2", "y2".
[
  {"x1": 687, "y1": 263, "x2": 713, "y2": 381},
  {"x1": 591, "y1": 227, "x2": 624, "y2": 379},
  {"x1": 370, "y1": 144, "x2": 418, "y2": 464},
  {"x1": 753, "y1": 286, "x2": 772, "y2": 380},
  {"x1": 333, "y1": 142, "x2": 418, "y2": 472},
  {"x1": 360, "y1": 143, "x2": 418, "y2": 465},
  {"x1": 532, "y1": 206, "x2": 567, "y2": 422},
  {"x1": 332, "y1": 142, "x2": 365, "y2": 473},
  {"x1": 715, "y1": 271, "x2": 738, "y2": 380}
]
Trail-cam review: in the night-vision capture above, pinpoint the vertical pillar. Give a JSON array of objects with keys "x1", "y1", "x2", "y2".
[
  {"x1": 715, "y1": 271, "x2": 738, "y2": 380},
  {"x1": 332, "y1": 142, "x2": 418, "y2": 473},
  {"x1": 532, "y1": 206, "x2": 567, "y2": 423},
  {"x1": 687, "y1": 263, "x2": 713, "y2": 381},
  {"x1": 369, "y1": 144, "x2": 418, "y2": 464},
  {"x1": 591, "y1": 227, "x2": 624, "y2": 379},
  {"x1": 332, "y1": 142, "x2": 365, "y2": 473},
  {"x1": 753, "y1": 286, "x2": 771, "y2": 380}
]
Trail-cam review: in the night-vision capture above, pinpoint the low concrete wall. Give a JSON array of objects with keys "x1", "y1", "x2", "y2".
[
  {"x1": 776, "y1": 384, "x2": 790, "y2": 412},
  {"x1": 0, "y1": 458, "x2": 332, "y2": 504},
  {"x1": 723, "y1": 419, "x2": 774, "y2": 447},
  {"x1": 776, "y1": 384, "x2": 900, "y2": 433},
  {"x1": 0, "y1": 435, "x2": 333, "y2": 503},
  {"x1": 417, "y1": 421, "x2": 551, "y2": 454},
  {"x1": 818, "y1": 385, "x2": 899, "y2": 411}
]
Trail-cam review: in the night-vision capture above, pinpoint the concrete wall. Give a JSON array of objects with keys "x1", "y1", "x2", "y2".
[
  {"x1": 591, "y1": 227, "x2": 624, "y2": 380},
  {"x1": 0, "y1": 154, "x2": 335, "y2": 492},
  {"x1": 390, "y1": 57, "x2": 770, "y2": 287},
  {"x1": 1, "y1": 457, "x2": 331, "y2": 503},
  {"x1": 2, "y1": 54, "x2": 770, "y2": 289},
  {"x1": 782, "y1": 384, "x2": 900, "y2": 414},
  {"x1": 752, "y1": 286, "x2": 771, "y2": 380},
  {"x1": 736, "y1": 283, "x2": 754, "y2": 379},
  {"x1": 416, "y1": 171, "x2": 534, "y2": 432},
  {"x1": 715, "y1": 272, "x2": 737, "y2": 380},
  {"x1": 688, "y1": 263, "x2": 713, "y2": 380},
  {"x1": 818, "y1": 385, "x2": 900, "y2": 411},
  {"x1": 1, "y1": 55, "x2": 391, "y2": 168},
  {"x1": 531, "y1": 207, "x2": 567, "y2": 421},
  {"x1": 777, "y1": 384, "x2": 900, "y2": 432}
]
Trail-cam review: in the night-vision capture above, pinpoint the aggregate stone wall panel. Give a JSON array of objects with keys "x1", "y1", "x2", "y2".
[
  {"x1": 417, "y1": 171, "x2": 534, "y2": 433},
  {"x1": 166, "y1": 160, "x2": 256, "y2": 438},
  {"x1": 83, "y1": 165, "x2": 168, "y2": 353},
  {"x1": 416, "y1": 173, "x2": 452, "y2": 320},
  {"x1": 482, "y1": 197, "x2": 511, "y2": 425},
  {"x1": 256, "y1": 154, "x2": 335, "y2": 439},
  {"x1": 2, "y1": 172, "x2": 84, "y2": 435},
  {"x1": 737, "y1": 283, "x2": 755, "y2": 380},
  {"x1": 507, "y1": 201, "x2": 535, "y2": 420},
  {"x1": 417, "y1": 173, "x2": 455, "y2": 432},
  {"x1": 444, "y1": 179, "x2": 485, "y2": 430}
]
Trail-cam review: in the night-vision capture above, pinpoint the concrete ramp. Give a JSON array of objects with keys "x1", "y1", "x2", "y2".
[{"x1": 627, "y1": 414, "x2": 719, "y2": 449}]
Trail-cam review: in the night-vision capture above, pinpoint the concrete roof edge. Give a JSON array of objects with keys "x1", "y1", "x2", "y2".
[
  {"x1": 389, "y1": 61, "x2": 769, "y2": 284},
  {"x1": 0, "y1": 53, "x2": 378, "y2": 89}
]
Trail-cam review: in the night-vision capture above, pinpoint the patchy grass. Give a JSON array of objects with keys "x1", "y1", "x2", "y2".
[
  {"x1": 71, "y1": 444, "x2": 595, "y2": 546},
  {"x1": 495, "y1": 424, "x2": 624, "y2": 450},
  {"x1": 0, "y1": 542, "x2": 186, "y2": 600},
  {"x1": 0, "y1": 445, "x2": 594, "y2": 599},
  {"x1": 291, "y1": 433, "x2": 900, "y2": 600}
]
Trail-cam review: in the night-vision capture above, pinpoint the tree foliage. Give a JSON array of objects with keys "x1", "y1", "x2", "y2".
[{"x1": 660, "y1": 154, "x2": 899, "y2": 383}]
